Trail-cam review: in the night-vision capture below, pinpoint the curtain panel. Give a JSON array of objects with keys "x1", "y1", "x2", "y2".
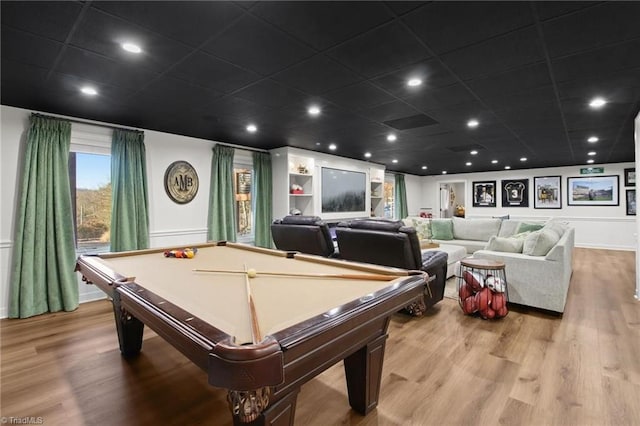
[
  {"x1": 252, "y1": 152, "x2": 273, "y2": 248},
  {"x1": 9, "y1": 114, "x2": 78, "y2": 318},
  {"x1": 207, "y1": 145, "x2": 236, "y2": 242},
  {"x1": 395, "y1": 174, "x2": 408, "y2": 219},
  {"x1": 110, "y1": 129, "x2": 149, "y2": 252}
]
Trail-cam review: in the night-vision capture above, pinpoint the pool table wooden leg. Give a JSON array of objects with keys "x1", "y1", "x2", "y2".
[
  {"x1": 111, "y1": 291, "x2": 144, "y2": 357},
  {"x1": 343, "y1": 333, "x2": 388, "y2": 415}
]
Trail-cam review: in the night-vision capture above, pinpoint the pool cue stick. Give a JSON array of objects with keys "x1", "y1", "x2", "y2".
[
  {"x1": 243, "y1": 264, "x2": 262, "y2": 344},
  {"x1": 193, "y1": 268, "x2": 401, "y2": 281}
]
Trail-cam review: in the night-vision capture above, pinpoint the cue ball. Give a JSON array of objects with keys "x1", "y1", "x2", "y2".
[{"x1": 247, "y1": 268, "x2": 257, "y2": 278}]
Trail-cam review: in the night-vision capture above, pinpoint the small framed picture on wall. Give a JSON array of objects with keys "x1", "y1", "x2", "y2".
[
  {"x1": 501, "y1": 178, "x2": 529, "y2": 207},
  {"x1": 472, "y1": 181, "x2": 496, "y2": 207},
  {"x1": 533, "y1": 176, "x2": 562, "y2": 209},
  {"x1": 624, "y1": 168, "x2": 635, "y2": 187},
  {"x1": 626, "y1": 189, "x2": 636, "y2": 215}
]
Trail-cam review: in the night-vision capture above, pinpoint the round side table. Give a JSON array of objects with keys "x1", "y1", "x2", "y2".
[{"x1": 457, "y1": 258, "x2": 509, "y2": 319}]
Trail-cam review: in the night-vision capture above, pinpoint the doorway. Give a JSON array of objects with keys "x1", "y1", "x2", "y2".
[{"x1": 439, "y1": 181, "x2": 466, "y2": 218}]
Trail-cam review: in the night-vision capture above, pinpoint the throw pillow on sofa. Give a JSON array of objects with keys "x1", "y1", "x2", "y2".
[
  {"x1": 522, "y1": 229, "x2": 560, "y2": 256},
  {"x1": 452, "y1": 217, "x2": 502, "y2": 241},
  {"x1": 409, "y1": 217, "x2": 431, "y2": 240},
  {"x1": 431, "y1": 219, "x2": 454, "y2": 240},
  {"x1": 517, "y1": 222, "x2": 544, "y2": 233},
  {"x1": 485, "y1": 236, "x2": 525, "y2": 253}
]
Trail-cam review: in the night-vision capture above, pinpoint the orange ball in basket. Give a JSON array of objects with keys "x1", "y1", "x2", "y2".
[
  {"x1": 475, "y1": 287, "x2": 491, "y2": 311},
  {"x1": 480, "y1": 306, "x2": 496, "y2": 319},
  {"x1": 462, "y1": 295, "x2": 478, "y2": 315},
  {"x1": 463, "y1": 270, "x2": 485, "y2": 292},
  {"x1": 491, "y1": 292, "x2": 507, "y2": 311},
  {"x1": 495, "y1": 306, "x2": 509, "y2": 318},
  {"x1": 459, "y1": 282, "x2": 473, "y2": 300}
]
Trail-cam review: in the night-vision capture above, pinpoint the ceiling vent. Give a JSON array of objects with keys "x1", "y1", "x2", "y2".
[{"x1": 384, "y1": 114, "x2": 439, "y2": 130}]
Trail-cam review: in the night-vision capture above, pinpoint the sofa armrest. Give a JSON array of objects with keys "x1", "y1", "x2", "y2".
[{"x1": 473, "y1": 249, "x2": 572, "y2": 313}]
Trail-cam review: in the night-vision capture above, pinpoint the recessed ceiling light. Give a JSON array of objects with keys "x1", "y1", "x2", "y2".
[
  {"x1": 316, "y1": 142, "x2": 321, "y2": 146},
  {"x1": 587, "y1": 159, "x2": 595, "y2": 164},
  {"x1": 520, "y1": 157, "x2": 527, "y2": 162},
  {"x1": 392, "y1": 159, "x2": 398, "y2": 163},
  {"x1": 470, "y1": 150, "x2": 478, "y2": 155},
  {"x1": 308, "y1": 105, "x2": 321, "y2": 116},
  {"x1": 246, "y1": 124, "x2": 257, "y2": 133},
  {"x1": 364, "y1": 152, "x2": 372, "y2": 158},
  {"x1": 491, "y1": 159, "x2": 498, "y2": 164},
  {"x1": 407, "y1": 78, "x2": 422, "y2": 87},
  {"x1": 421, "y1": 165, "x2": 427, "y2": 170},
  {"x1": 328, "y1": 143, "x2": 337, "y2": 151},
  {"x1": 588, "y1": 136, "x2": 599, "y2": 143},
  {"x1": 80, "y1": 86, "x2": 97, "y2": 96},
  {"x1": 465, "y1": 162, "x2": 472, "y2": 166},
  {"x1": 587, "y1": 151, "x2": 596, "y2": 156},
  {"x1": 442, "y1": 171, "x2": 447, "y2": 174},
  {"x1": 467, "y1": 119, "x2": 479, "y2": 128},
  {"x1": 589, "y1": 97, "x2": 606, "y2": 108},
  {"x1": 121, "y1": 42, "x2": 142, "y2": 54},
  {"x1": 505, "y1": 166, "x2": 511, "y2": 170},
  {"x1": 387, "y1": 134, "x2": 397, "y2": 142}
]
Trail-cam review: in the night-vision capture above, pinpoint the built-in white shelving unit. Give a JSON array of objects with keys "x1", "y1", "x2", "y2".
[{"x1": 370, "y1": 167, "x2": 385, "y2": 217}]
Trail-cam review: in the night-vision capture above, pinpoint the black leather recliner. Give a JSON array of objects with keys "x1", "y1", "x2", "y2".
[
  {"x1": 271, "y1": 215, "x2": 336, "y2": 257},
  {"x1": 335, "y1": 218, "x2": 448, "y2": 312}
]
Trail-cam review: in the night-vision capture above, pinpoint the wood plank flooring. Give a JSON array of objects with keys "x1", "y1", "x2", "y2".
[{"x1": 1, "y1": 248, "x2": 638, "y2": 425}]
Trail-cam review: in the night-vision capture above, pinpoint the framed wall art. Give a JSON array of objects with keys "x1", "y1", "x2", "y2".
[
  {"x1": 567, "y1": 175, "x2": 619, "y2": 206},
  {"x1": 472, "y1": 180, "x2": 496, "y2": 207},
  {"x1": 501, "y1": 178, "x2": 529, "y2": 207},
  {"x1": 624, "y1": 168, "x2": 635, "y2": 186},
  {"x1": 626, "y1": 189, "x2": 636, "y2": 215},
  {"x1": 533, "y1": 176, "x2": 562, "y2": 209}
]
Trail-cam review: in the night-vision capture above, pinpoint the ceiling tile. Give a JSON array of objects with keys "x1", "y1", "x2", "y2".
[
  {"x1": 233, "y1": 79, "x2": 307, "y2": 109},
  {"x1": 271, "y1": 55, "x2": 361, "y2": 95},
  {"x1": 1, "y1": 27, "x2": 63, "y2": 69},
  {"x1": 167, "y1": 51, "x2": 261, "y2": 93},
  {"x1": 403, "y1": 1, "x2": 533, "y2": 54},
  {"x1": 1, "y1": 1, "x2": 83, "y2": 42},
  {"x1": 70, "y1": 8, "x2": 192, "y2": 73},
  {"x1": 323, "y1": 82, "x2": 396, "y2": 111},
  {"x1": 441, "y1": 27, "x2": 545, "y2": 81},
  {"x1": 93, "y1": 1, "x2": 244, "y2": 47},
  {"x1": 371, "y1": 58, "x2": 458, "y2": 96},
  {"x1": 327, "y1": 22, "x2": 430, "y2": 78},
  {"x1": 541, "y1": 2, "x2": 640, "y2": 58},
  {"x1": 252, "y1": 2, "x2": 393, "y2": 50},
  {"x1": 202, "y1": 14, "x2": 314, "y2": 75}
]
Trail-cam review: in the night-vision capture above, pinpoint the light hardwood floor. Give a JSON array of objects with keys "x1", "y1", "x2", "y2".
[{"x1": 1, "y1": 248, "x2": 638, "y2": 425}]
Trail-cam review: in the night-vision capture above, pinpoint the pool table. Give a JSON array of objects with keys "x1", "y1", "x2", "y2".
[{"x1": 76, "y1": 242, "x2": 427, "y2": 425}]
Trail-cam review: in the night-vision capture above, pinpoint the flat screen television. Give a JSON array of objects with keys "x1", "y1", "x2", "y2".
[{"x1": 321, "y1": 167, "x2": 366, "y2": 217}]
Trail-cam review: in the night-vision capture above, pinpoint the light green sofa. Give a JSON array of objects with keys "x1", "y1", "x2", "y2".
[{"x1": 403, "y1": 216, "x2": 575, "y2": 313}]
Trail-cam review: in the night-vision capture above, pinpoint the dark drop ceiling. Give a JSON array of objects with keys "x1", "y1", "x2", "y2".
[{"x1": 2, "y1": 1, "x2": 639, "y2": 175}]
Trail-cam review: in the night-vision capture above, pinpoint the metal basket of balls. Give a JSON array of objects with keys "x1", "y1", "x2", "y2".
[{"x1": 458, "y1": 258, "x2": 508, "y2": 319}]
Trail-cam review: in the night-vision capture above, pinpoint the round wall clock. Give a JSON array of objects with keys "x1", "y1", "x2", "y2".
[{"x1": 164, "y1": 160, "x2": 199, "y2": 204}]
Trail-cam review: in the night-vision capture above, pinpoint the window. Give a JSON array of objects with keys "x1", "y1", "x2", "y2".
[
  {"x1": 70, "y1": 152, "x2": 111, "y2": 253},
  {"x1": 69, "y1": 124, "x2": 112, "y2": 254},
  {"x1": 383, "y1": 175, "x2": 395, "y2": 219},
  {"x1": 233, "y1": 167, "x2": 253, "y2": 240}
]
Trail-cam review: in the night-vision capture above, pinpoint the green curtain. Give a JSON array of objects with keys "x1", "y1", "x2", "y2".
[
  {"x1": 207, "y1": 145, "x2": 236, "y2": 242},
  {"x1": 110, "y1": 129, "x2": 149, "y2": 252},
  {"x1": 395, "y1": 173, "x2": 408, "y2": 219},
  {"x1": 9, "y1": 114, "x2": 78, "y2": 318},
  {"x1": 252, "y1": 152, "x2": 273, "y2": 248}
]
